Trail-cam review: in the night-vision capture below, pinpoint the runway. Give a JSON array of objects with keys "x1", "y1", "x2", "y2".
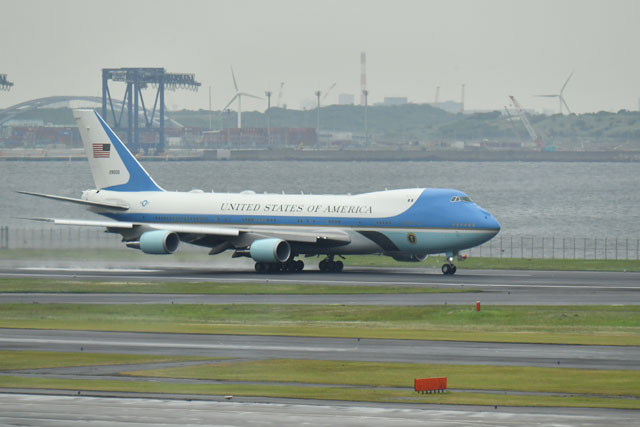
[
  {"x1": 1, "y1": 264, "x2": 639, "y2": 305},
  {"x1": 2, "y1": 393, "x2": 638, "y2": 427}
]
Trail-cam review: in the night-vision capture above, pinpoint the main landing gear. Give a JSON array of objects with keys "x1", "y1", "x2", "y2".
[
  {"x1": 255, "y1": 259, "x2": 304, "y2": 274},
  {"x1": 441, "y1": 255, "x2": 458, "y2": 275},
  {"x1": 318, "y1": 256, "x2": 344, "y2": 273}
]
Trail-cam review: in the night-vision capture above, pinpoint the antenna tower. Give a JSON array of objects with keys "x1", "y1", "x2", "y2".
[{"x1": 360, "y1": 52, "x2": 367, "y2": 106}]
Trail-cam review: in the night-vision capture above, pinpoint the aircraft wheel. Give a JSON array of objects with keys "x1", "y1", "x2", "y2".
[
  {"x1": 441, "y1": 264, "x2": 451, "y2": 275},
  {"x1": 295, "y1": 260, "x2": 304, "y2": 272},
  {"x1": 255, "y1": 262, "x2": 267, "y2": 273},
  {"x1": 319, "y1": 260, "x2": 328, "y2": 272},
  {"x1": 450, "y1": 265, "x2": 457, "y2": 275},
  {"x1": 334, "y1": 260, "x2": 344, "y2": 272},
  {"x1": 268, "y1": 263, "x2": 281, "y2": 273}
]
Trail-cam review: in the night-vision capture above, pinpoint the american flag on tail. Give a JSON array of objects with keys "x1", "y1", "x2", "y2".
[{"x1": 93, "y1": 143, "x2": 110, "y2": 158}]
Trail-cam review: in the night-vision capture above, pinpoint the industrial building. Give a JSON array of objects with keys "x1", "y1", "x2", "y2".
[{"x1": 201, "y1": 127, "x2": 317, "y2": 149}]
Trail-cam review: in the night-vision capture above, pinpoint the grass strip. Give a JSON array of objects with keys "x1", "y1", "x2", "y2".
[
  {"x1": 0, "y1": 350, "x2": 209, "y2": 371},
  {"x1": 125, "y1": 359, "x2": 640, "y2": 397},
  {"x1": 0, "y1": 278, "x2": 470, "y2": 295},
  {"x1": 345, "y1": 255, "x2": 640, "y2": 272},
  {"x1": 0, "y1": 375, "x2": 638, "y2": 409},
  {"x1": 0, "y1": 304, "x2": 638, "y2": 345}
]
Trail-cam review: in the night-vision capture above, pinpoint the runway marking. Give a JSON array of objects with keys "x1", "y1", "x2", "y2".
[{"x1": 0, "y1": 337, "x2": 350, "y2": 353}]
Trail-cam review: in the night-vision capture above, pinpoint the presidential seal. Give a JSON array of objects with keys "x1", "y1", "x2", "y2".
[{"x1": 407, "y1": 232, "x2": 417, "y2": 245}]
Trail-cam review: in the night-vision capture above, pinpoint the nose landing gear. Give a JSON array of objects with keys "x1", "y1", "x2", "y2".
[
  {"x1": 441, "y1": 262, "x2": 457, "y2": 275},
  {"x1": 441, "y1": 254, "x2": 462, "y2": 275}
]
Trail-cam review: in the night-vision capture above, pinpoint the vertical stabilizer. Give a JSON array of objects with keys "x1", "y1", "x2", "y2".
[{"x1": 73, "y1": 109, "x2": 163, "y2": 192}]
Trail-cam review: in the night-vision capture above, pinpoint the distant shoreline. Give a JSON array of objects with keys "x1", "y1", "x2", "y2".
[{"x1": 1, "y1": 149, "x2": 639, "y2": 162}]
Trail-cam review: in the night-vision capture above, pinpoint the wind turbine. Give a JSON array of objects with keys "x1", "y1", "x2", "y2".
[
  {"x1": 537, "y1": 72, "x2": 574, "y2": 114},
  {"x1": 223, "y1": 67, "x2": 262, "y2": 128}
]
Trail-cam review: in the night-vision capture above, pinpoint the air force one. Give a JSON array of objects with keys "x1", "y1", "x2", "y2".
[{"x1": 20, "y1": 109, "x2": 500, "y2": 275}]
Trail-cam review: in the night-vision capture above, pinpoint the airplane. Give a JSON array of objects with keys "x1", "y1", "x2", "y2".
[{"x1": 20, "y1": 109, "x2": 500, "y2": 275}]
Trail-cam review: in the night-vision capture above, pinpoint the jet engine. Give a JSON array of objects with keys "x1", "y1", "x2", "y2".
[
  {"x1": 249, "y1": 238, "x2": 291, "y2": 263},
  {"x1": 134, "y1": 230, "x2": 180, "y2": 254},
  {"x1": 390, "y1": 253, "x2": 428, "y2": 262}
]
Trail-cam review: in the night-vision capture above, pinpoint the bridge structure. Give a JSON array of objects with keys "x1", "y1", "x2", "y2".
[
  {"x1": 0, "y1": 96, "x2": 106, "y2": 126},
  {"x1": 102, "y1": 68, "x2": 200, "y2": 154},
  {"x1": 0, "y1": 95, "x2": 183, "y2": 135}
]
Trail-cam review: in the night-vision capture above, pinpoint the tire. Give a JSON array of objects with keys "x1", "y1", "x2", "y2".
[
  {"x1": 450, "y1": 265, "x2": 457, "y2": 275},
  {"x1": 334, "y1": 260, "x2": 344, "y2": 272},
  {"x1": 441, "y1": 264, "x2": 451, "y2": 275},
  {"x1": 295, "y1": 260, "x2": 304, "y2": 272},
  {"x1": 319, "y1": 260, "x2": 328, "y2": 272},
  {"x1": 255, "y1": 262, "x2": 267, "y2": 273},
  {"x1": 268, "y1": 263, "x2": 281, "y2": 273}
]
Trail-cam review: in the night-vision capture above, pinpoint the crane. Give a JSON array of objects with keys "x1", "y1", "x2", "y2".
[
  {"x1": 503, "y1": 106, "x2": 522, "y2": 143},
  {"x1": 321, "y1": 82, "x2": 336, "y2": 103},
  {"x1": 508, "y1": 95, "x2": 543, "y2": 151}
]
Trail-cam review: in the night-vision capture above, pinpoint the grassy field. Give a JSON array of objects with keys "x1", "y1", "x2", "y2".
[
  {"x1": 126, "y1": 359, "x2": 640, "y2": 397},
  {"x1": 1, "y1": 256, "x2": 638, "y2": 409},
  {"x1": 0, "y1": 278, "x2": 471, "y2": 295},
  {"x1": 0, "y1": 350, "x2": 208, "y2": 370},
  {"x1": 1, "y1": 303, "x2": 638, "y2": 345},
  {"x1": 2, "y1": 248, "x2": 640, "y2": 271},
  {"x1": 345, "y1": 255, "x2": 640, "y2": 272},
  {"x1": 0, "y1": 373, "x2": 638, "y2": 409}
]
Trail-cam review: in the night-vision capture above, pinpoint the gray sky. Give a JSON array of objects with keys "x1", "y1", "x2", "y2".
[{"x1": 2, "y1": 0, "x2": 639, "y2": 113}]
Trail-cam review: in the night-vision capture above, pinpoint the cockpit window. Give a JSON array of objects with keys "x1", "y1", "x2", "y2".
[{"x1": 450, "y1": 195, "x2": 473, "y2": 203}]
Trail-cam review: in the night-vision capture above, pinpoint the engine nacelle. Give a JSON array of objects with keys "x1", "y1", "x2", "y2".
[
  {"x1": 390, "y1": 253, "x2": 428, "y2": 262},
  {"x1": 249, "y1": 238, "x2": 291, "y2": 263},
  {"x1": 138, "y1": 230, "x2": 180, "y2": 254}
]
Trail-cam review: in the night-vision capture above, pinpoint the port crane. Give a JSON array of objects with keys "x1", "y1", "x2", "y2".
[
  {"x1": 509, "y1": 95, "x2": 544, "y2": 151},
  {"x1": 321, "y1": 83, "x2": 336, "y2": 103}
]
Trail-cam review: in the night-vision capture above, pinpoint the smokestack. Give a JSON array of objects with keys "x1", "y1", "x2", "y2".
[{"x1": 360, "y1": 52, "x2": 367, "y2": 106}]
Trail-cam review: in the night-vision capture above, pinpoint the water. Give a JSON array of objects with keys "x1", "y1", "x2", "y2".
[{"x1": 1, "y1": 160, "x2": 639, "y2": 238}]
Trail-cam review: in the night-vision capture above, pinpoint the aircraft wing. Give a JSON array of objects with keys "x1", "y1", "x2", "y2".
[
  {"x1": 23, "y1": 218, "x2": 350, "y2": 244},
  {"x1": 241, "y1": 227, "x2": 351, "y2": 244},
  {"x1": 23, "y1": 218, "x2": 135, "y2": 228}
]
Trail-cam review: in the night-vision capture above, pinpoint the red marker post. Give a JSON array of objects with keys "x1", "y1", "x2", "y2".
[{"x1": 476, "y1": 301, "x2": 481, "y2": 312}]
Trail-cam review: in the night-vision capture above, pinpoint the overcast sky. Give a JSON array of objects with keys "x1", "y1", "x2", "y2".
[{"x1": 2, "y1": 0, "x2": 639, "y2": 114}]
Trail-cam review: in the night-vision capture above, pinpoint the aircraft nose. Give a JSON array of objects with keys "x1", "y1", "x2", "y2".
[
  {"x1": 487, "y1": 215, "x2": 501, "y2": 234},
  {"x1": 478, "y1": 208, "x2": 500, "y2": 234}
]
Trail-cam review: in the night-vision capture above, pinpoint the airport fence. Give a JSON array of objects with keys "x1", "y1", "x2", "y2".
[{"x1": 0, "y1": 225, "x2": 639, "y2": 260}]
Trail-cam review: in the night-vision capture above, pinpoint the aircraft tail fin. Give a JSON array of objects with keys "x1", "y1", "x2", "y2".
[{"x1": 73, "y1": 109, "x2": 163, "y2": 192}]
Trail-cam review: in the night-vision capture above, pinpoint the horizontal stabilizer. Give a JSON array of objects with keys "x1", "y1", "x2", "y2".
[{"x1": 17, "y1": 191, "x2": 129, "y2": 210}]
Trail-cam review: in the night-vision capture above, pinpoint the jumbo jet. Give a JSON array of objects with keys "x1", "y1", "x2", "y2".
[{"x1": 20, "y1": 109, "x2": 500, "y2": 275}]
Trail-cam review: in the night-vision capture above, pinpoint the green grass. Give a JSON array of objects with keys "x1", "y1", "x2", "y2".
[
  {"x1": 0, "y1": 278, "x2": 470, "y2": 295},
  {"x1": 126, "y1": 359, "x2": 640, "y2": 397},
  {"x1": 345, "y1": 255, "x2": 640, "y2": 272},
  {"x1": 0, "y1": 350, "x2": 209, "y2": 371},
  {"x1": 1, "y1": 375, "x2": 638, "y2": 409},
  {"x1": 1, "y1": 304, "x2": 638, "y2": 345}
]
